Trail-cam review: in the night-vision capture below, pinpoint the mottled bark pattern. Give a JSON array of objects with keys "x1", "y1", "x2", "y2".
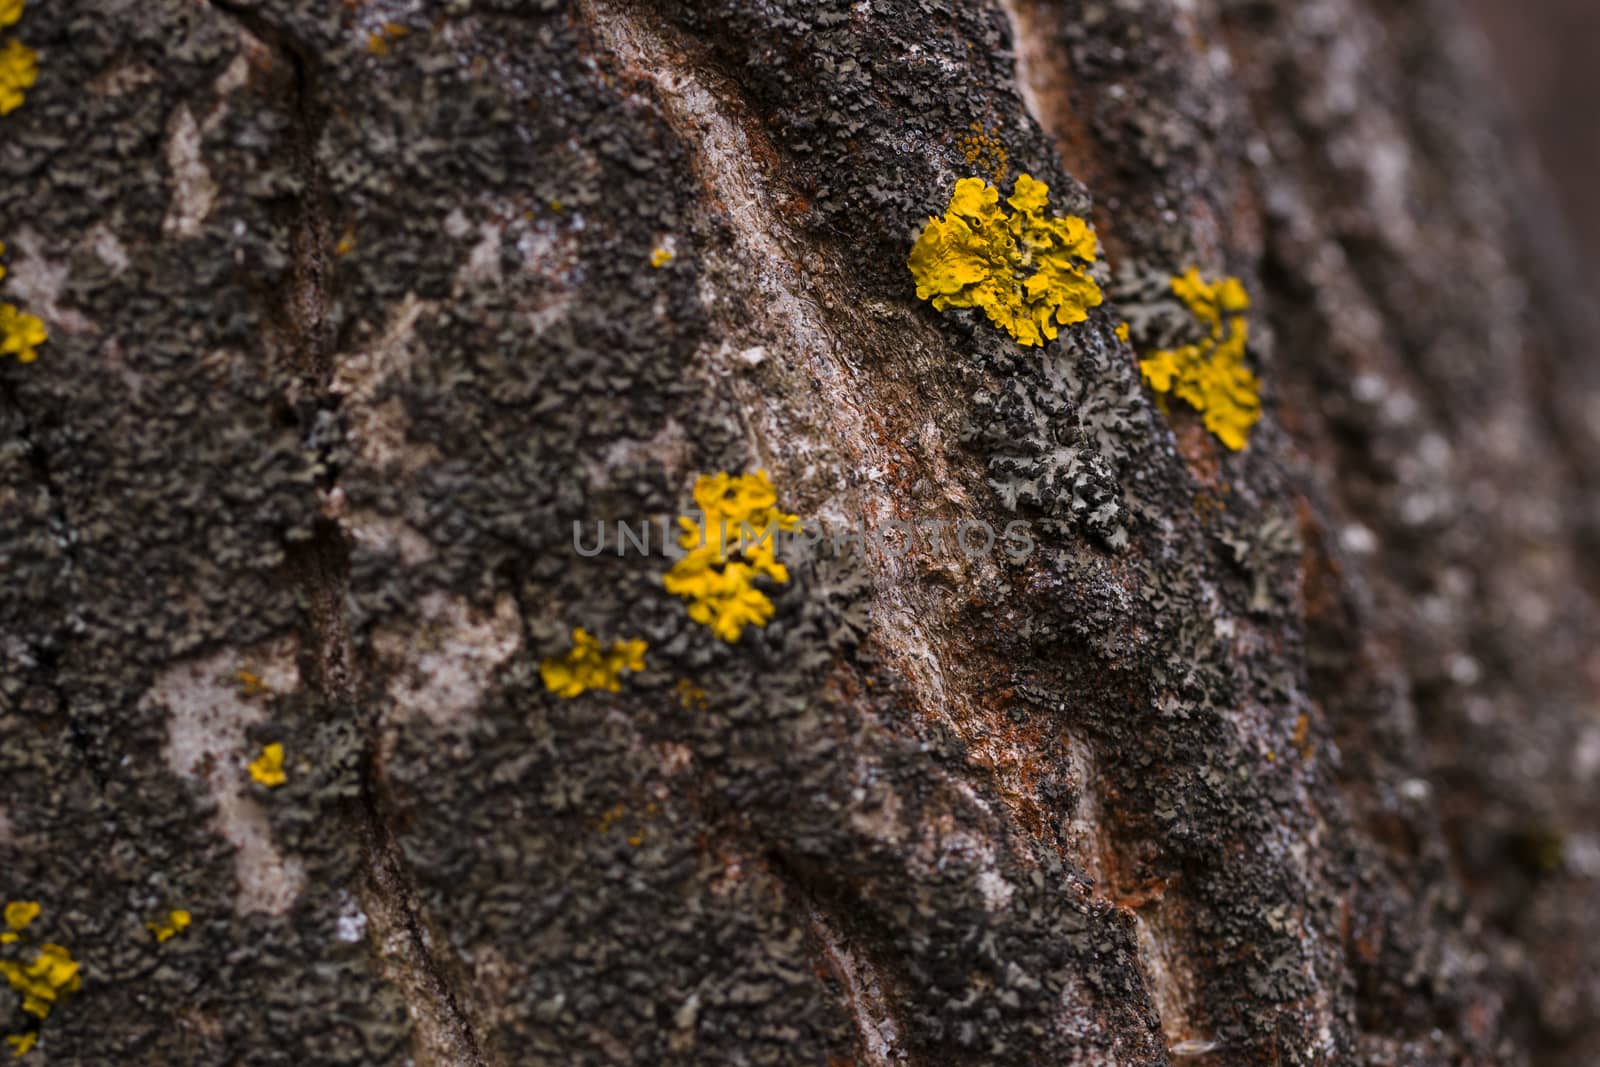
[{"x1": 1, "y1": 1, "x2": 1596, "y2": 1065}]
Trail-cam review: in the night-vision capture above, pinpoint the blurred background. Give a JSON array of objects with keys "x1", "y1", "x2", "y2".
[{"x1": 1471, "y1": 0, "x2": 1600, "y2": 279}]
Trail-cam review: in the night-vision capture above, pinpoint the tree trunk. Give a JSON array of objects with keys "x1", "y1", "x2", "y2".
[{"x1": 2, "y1": 0, "x2": 1598, "y2": 1064}]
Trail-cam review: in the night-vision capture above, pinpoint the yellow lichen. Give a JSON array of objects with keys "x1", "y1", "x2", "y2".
[
  {"x1": 0, "y1": 944, "x2": 80, "y2": 1020},
  {"x1": 0, "y1": 38, "x2": 35, "y2": 116},
  {"x1": 0, "y1": 0, "x2": 22, "y2": 30},
  {"x1": 674, "y1": 679, "x2": 707, "y2": 711},
  {"x1": 0, "y1": 305, "x2": 44, "y2": 364},
  {"x1": 236, "y1": 668, "x2": 268, "y2": 698},
  {"x1": 649, "y1": 246, "x2": 673, "y2": 268},
  {"x1": 5, "y1": 1032, "x2": 34, "y2": 1058},
  {"x1": 1137, "y1": 268, "x2": 1261, "y2": 451},
  {"x1": 0, "y1": 903, "x2": 36, "y2": 946},
  {"x1": 247, "y1": 742, "x2": 286, "y2": 788},
  {"x1": 664, "y1": 471, "x2": 800, "y2": 642},
  {"x1": 1115, "y1": 321, "x2": 1130, "y2": 344},
  {"x1": 907, "y1": 174, "x2": 1102, "y2": 347},
  {"x1": 146, "y1": 910, "x2": 191, "y2": 944},
  {"x1": 2, "y1": 904, "x2": 36, "y2": 934},
  {"x1": 540, "y1": 628, "x2": 647, "y2": 697}
]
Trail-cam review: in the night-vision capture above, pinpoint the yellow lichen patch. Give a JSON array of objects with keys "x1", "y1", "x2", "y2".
[
  {"x1": 955, "y1": 123, "x2": 1009, "y2": 185},
  {"x1": 649, "y1": 246, "x2": 673, "y2": 268},
  {"x1": 0, "y1": 305, "x2": 45, "y2": 364},
  {"x1": 247, "y1": 742, "x2": 287, "y2": 788},
  {"x1": 907, "y1": 174, "x2": 1102, "y2": 347},
  {"x1": 0, "y1": 944, "x2": 80, "y2": 1020},
  {"x1": 0, "y1": 903, "x2": 37, "y2": 946},
  {"x1": 0, "y1": 0, "x2": 22, "y2": 30},
  {"x1": 540, "y1": 628, "x2": 647, "y2": 698},
  {"x1": 146, "y1": 910, "x2": 191, "y2": 944},
  {"x1": 5, "y1": 1031, "x2": 34, "y2": 1057},
  {"x1": 1115, "y1": 321, "x2": 1130, "y2": 344},
  {"x1": 0, "y1": 38, "x2": 35, "y2": 116},
  {"x1": 1138, "y1": 268, "x2": 1261, "y2": 451},
  {"x1": 664, "y1": 471, "x2": 800, "y2": 642}
]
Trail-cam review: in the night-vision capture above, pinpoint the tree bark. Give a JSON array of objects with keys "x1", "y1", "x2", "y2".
[{"x1": 2, "y1": 0, "x2": 1598, "y2": 1064}]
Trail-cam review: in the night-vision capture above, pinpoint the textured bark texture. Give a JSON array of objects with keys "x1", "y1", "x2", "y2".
[{"x1": 2, "y1": 1, "x2": 1599, "y2": 1065}]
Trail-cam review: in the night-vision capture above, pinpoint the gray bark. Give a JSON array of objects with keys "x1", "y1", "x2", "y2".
[{"x1": 2, "y1": 0, "x2": 1598, "y2": 1064}]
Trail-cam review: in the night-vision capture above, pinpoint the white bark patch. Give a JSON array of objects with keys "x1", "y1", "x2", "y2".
[
  {"x1": 5, "y1": 228, "x2": 98, "y2": 336},
  {"x1": 149, "y1": 642, "x2": 305, "y2": 916},
  {"x1": 458, "y1": 220, "x2": 505, "y2": 291},
  {"x1": 372, "y1": 592, "x2": 523, "y2": 728},
  {"x1": 163, "y1": 105, "x2": 218, "y2": 239},
  {"x1": 344, "y1": 508, "x2": 437, "y2": 566},
  {"x1": 87, "y1": 224, "x2": 130, "y2": 276},
  {"x1": 809, "y1": 908, "x2": 903, "y2": 1065},
  {"x1": 1131, "y1": 906, "x2": 1206, "y2": 1057},
  {"x1": 332, "y1": 295, "x2": 443, "y2": 474}
]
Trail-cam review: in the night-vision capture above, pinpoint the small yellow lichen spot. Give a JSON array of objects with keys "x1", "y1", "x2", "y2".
[
  {"x1": 146, "y1": 910, "x2": 191, "y2": 943},
  {"x1": 0, "y1": 304, "x2": 46, "y2": 363},
  {"x1": 0, "y1": 39, "x2": 37, "y2": 116},
  {"x1": 907, "y1": 174, "x2": 1102, "y2": 347},
  {"x1": 366, "y1": 33, "x2": 389, "y2": 55},
  {"x1": 236, "y1": 668, "x2": 268, "y2": 697},
  {"x1": 596, "y1": 802, "x2": 627, "y2": 833},
  {"x1": 334, "y1": 229, "x2": 356, "y2": 257},
  {"x1": 0, "y1": 944, "x2": 81, "y2": 1020},
  {"x1": 247, "y1": 742, "x2": 287, "y2": 788},
  {"x1": 649, "y1": 246, "x2": 673, "y2": 268},
  {"x1": 5, "y1": 1032, "x2": 35, "y2": 1058},
  {"x1": 674, "y1": 679, "x2": 708, "y2": 711},
  {"x1": 1115, "y1": 321, "x2": 1130, "y2": 344},
  {"x1": 1138, "y1": 268, "x2": 1261, "y2": 451},
  {"x1": 3, "y1": 902, "x2": 39, "y2": 936},
  {"x1": 0, "y1": 0, "x2": 24, "y2": 30},
  {"x1": 540, "y1": 628, "x2": 647, "y2": 698},
  {"x1": 664, "y1": 471, "x2": 801, "y2": 642}
]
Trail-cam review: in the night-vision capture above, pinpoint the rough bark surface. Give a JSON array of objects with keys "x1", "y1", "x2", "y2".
[{"x1": 2, "y1": 1, "x2": 1598, "y2": 1065}]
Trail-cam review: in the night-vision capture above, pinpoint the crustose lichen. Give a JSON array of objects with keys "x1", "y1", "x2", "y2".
[{"x1": 907, "y1": 174, "x2": 1102, "y2": 347}]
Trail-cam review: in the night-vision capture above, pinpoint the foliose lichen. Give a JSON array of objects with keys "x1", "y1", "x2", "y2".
[
  {"x1": 1136, "y1": 268, "x2": 1261, "y2": 451},
  {"x1": 1, "y1": 902, "x2": 80, "y2": 1057},
  {"x1": 247, "y1": 742, "x2": 287, "y2": 788},
  {"x1": 539, "y1": 628, "x2": 648, "y2": 697},
  {"x1": 0, "y1": 0, "x2": 36, "y2": 116},
  {"x1": 663, "y1": 471, "x2": 800, "y2": 642},
  {"x1": 146, "y1": 910, "x2": 192, "y2": 944},
  {"x1": 907, "y1": 174, "x2": 1102, "y2": 347}
]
